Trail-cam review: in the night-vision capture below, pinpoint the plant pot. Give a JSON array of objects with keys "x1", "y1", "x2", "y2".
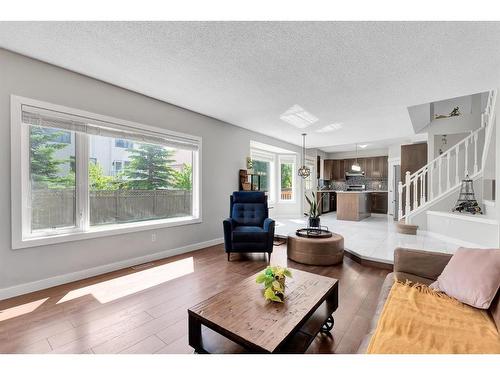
[{"x1": 309, "y1": 217, "x2": 320, "y2": 228}]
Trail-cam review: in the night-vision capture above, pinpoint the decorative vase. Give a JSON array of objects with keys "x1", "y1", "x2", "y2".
[{"x1": 309, "y1": 217, "x2": 320, "y2": 228}]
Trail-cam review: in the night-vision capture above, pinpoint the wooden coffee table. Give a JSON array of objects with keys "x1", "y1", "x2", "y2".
[{"x1": 188, "y1": 268, "x2": 338, "y2": 353}]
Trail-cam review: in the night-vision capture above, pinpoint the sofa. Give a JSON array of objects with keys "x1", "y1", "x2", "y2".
[{"x1": 357, "y1": 247, "x2": 500, "y2": 353}]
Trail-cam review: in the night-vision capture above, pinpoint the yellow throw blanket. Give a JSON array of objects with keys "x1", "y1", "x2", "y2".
[{"x1": 367, "y1": 280, "x2": 500, "y2": 354}]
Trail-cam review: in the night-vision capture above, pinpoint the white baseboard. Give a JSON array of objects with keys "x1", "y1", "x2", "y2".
[{"x1": 0, "y1": 237, "x2": 224, "y2": 301}]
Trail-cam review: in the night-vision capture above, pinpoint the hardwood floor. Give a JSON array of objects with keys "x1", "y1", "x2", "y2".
[{"x1": 0, "y1": 243, "x2": 389, "y2": 354}]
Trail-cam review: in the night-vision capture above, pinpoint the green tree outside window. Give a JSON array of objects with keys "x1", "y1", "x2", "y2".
[{"x1": 123, "y1": 144, "x2": 176, "y2": 189}]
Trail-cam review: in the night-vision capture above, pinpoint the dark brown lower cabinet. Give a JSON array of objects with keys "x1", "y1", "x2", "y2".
[
  {"x1": 329, "y1": 192, "x2": 336, "y2": 212},
  {"x1": 370, "y1": 192, "x2": 388, "y2": 214}
]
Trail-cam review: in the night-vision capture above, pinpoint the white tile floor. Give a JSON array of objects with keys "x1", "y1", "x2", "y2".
[{"x1": 274, "y1": 212, "x2": 476, "y2": 264}]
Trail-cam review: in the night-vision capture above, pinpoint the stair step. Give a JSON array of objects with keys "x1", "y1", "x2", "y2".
[
  {"x1": 396, "y1": 220, "x2": 418, "y2": 235},
  {"x1": 427, "y1": 210, "x2": 498, "y2": 224}
]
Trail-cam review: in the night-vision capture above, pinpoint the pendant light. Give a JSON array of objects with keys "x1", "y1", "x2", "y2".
[
  {"x1": 351, "y1": 143, "x2": 361, "y2": 172},
  {"x1": 298, "y1": 133, "x2": 311, "y2": 178}
]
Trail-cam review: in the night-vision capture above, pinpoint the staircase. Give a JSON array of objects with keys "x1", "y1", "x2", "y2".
[{"x1": 398, "y1": 90, "x2": 498, "y2": 246}]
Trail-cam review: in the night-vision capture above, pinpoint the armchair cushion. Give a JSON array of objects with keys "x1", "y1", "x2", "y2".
[
  {"x1": 231, "y1": 203, "x2": 266, "y2": 227},
  {"x1": 232, "y1": 226, "x2": 268, "y2": 243}
]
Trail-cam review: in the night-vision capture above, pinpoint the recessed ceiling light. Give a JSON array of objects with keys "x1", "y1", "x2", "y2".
[
  {"x1": 315, "y1": 123, "x2": 343, "y2": 133},
  {"x1": 280, "y1": 105, "x2": 319, "y2": 129},
  {"x1": 359, "y1": 144, "x2": 368, "y2": 148}
]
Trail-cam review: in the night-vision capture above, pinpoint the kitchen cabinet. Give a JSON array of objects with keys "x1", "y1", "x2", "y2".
[
  {"x1": 364, "y1": 158, "x2": 373, "y2": 177},
  {"x1": 371, "y1": 192, "x2": 388, "y2": 214},
  {"x1": 329, "y1": 192, "x2": 336, "y2": 212},
  {"x1": 331, "y1": 160, "x2": 337, "y2": 181},
  {"x1": 323, "y1": 156, "x2": 388, "y2": 180},
  {"x1": 338, "y1": 160, "x2": 345, "y2": 181},
  {"x1": 358, "y1": 158, "x2": 367, "y2": 174},
  {"x1": 323, "y1": 159, "x2": 334, "y2": 180},
  {"x1": 332, "y1": 159, "x2": 343, "y2": 181},
  {"x1": 337, "y1": 192, "x2": 371, "y2": 221},
  {"x1": 344, "y1": 159, "x2": 353, "y2": 176},
  {"x1": 372, "y1": 157, "x2": 382, "y2": 178},
  {"x1": 365, "y1": 156, "x2": 388, "y2": 178}
]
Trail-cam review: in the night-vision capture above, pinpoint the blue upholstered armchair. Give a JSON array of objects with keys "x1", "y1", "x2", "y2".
[{"x1": 223, "y1": 191, "x2": 275, "y2": 261}]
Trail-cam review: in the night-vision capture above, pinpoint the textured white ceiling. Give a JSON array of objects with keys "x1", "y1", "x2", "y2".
[{"x1": 1, "y1": 21, "x2": 500, "y2": 151}]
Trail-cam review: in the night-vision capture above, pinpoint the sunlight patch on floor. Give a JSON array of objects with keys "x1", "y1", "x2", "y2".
[
  {"x1": 0, "y1": 298, "x2": 49, "y2": 322},
  {"x1": 57, "y1": 257, "x2": 194, "y2": 304}
]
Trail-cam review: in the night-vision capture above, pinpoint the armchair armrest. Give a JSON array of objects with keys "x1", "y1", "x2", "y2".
[
  {"x1": 263, "y1": 218, "x2": 275, "y2": 253},
  {"x1": 263, "y1": 218, "x2": 275, "y2": 232},
  {"x1": 223, "y1": 218, "x2": 236, "y2": 229},
  {"x1": 223, "y1": 218, "x2": 235, "y2": 251},
  {"x1": 394, "y1": 247, "x2": 452, "y2": 281}
]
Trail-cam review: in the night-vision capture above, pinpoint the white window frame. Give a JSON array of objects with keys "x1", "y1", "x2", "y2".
[
  {"x1": 278, "y1": 154, "x2": 297, "y2": 203},
  {"x1": 250, "y1": 149, "x2": 276, "y2": 203},
  {"x1": 11, "y1": 95, "x2": 202, "y2": 249}
]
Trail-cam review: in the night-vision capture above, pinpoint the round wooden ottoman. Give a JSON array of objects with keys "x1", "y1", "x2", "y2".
[{"x1": 287, "y1": 232, "x2": 344, "y2": 266}]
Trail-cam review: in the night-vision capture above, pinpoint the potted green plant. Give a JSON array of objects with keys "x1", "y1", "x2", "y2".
[
  {"x1": 305, "y1": 191, "x2": 323, "y2": 227},
  {"x1": 256, "y1": 266, "x2": 292, "y2": 303}
]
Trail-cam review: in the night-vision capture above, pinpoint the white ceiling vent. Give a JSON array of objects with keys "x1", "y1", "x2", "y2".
[{"x1": 279, "y1": 105, "x2": 319, "y2": 128}]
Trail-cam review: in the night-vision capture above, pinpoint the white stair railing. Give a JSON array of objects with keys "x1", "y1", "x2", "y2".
[{"x1": 398, "y1": 90, "x2": 497, "y2": 222}]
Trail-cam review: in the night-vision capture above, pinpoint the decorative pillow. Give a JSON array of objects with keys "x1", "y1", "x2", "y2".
[{"x1": 429, "y1": 248, "x2": 500, "y2": 309}]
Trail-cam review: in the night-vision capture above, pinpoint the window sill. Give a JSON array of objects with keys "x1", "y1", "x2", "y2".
[{"x1": 13, "y1": 216, "x2": 202, "y2": 249}]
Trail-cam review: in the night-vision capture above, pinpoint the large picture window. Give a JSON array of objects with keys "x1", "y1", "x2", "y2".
[{"x1": 12, "y1": 96, "x2": 201, "y2": 248}]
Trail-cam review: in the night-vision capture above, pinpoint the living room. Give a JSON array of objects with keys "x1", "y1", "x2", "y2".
[{"x1": 0, "y1": 2, "x2": 499, "y2": 374}]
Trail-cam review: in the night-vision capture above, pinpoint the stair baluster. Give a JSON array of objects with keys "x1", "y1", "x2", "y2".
[
  {"x1": 413, "y1": 176, "x2": 418, "y2": 209},
  {"x1": 421, "y1": 169, "x2": 426, "y2": 204},
  {"x1": 438, "y1": 157, "x2": 442, "y2": 196},
  {"x1": 405, "y1": 171, "x2": 411, "y2": 216},
  {"x1": 398, "y1": 181, "x2": 403, "y2": 219},
  {"x1": 473, "y1": 132, "x2": 478, "y2": 174},
  {"x1": 446, "y1": 154, "x2": 450, "y2": 190}
]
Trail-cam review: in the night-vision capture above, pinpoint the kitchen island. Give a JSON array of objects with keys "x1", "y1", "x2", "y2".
[{"x1": 336, "y1": 191, "x2": 372, "y2": 221}]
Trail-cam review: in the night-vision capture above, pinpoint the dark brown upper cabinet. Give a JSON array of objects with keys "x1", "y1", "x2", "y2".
[
  {"x1": 323, "y1": 159, "x2": 334, "y2": 180},
  {"x1": 323, "y1": 156, "x2": 388, "y2": 180}
]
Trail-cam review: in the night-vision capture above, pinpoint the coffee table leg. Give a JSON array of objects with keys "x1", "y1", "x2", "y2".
[
  {"x1": 321, "y1": 315, "x2": 334, "y2": 332},
  {"x1": 188, "y1": 314, "x2": 203, "y2": 353}
]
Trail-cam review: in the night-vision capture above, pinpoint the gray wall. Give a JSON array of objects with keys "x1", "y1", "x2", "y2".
[{"x1": 0, "y1": 49, "x2": 301, "y2": 293}]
